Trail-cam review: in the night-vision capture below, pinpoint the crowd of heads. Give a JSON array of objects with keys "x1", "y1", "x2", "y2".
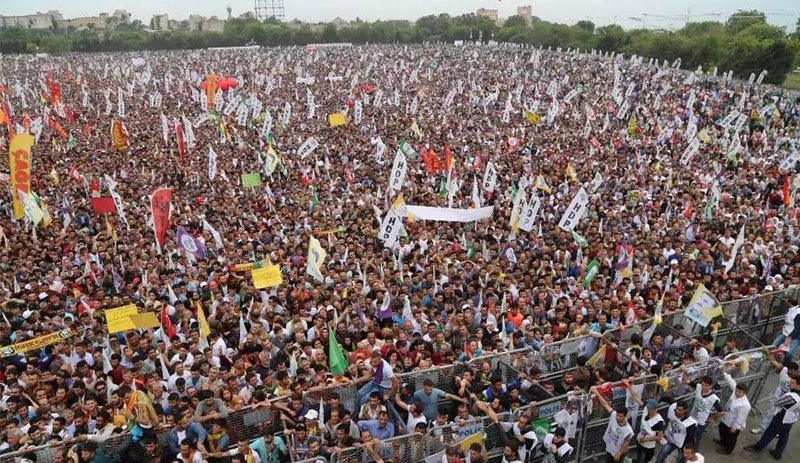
[{"x1": 0, "y1": 42, "x2": 799, "y2": 462}]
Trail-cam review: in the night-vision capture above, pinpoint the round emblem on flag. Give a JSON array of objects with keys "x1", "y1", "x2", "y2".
[{"x1": 180, "y1": 235, "x2": 198, "y2": 253}]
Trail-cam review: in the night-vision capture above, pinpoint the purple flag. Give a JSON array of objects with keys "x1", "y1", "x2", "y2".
[{"x1": 177, "y1": 226, "x2": 206, "y2": 258}]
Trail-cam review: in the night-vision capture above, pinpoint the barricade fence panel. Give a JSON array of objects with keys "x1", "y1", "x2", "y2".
[
  {"x1": 1, "y1": 288, "x2": 794, "y2": 463},
  {"x1": 330, "y1": 433, "x2": 426, "y2": 463}
]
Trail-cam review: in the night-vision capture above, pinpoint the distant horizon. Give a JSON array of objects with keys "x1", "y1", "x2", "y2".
[{"x1": 1, "y1": 0, "x2": 797, "y2": 31}]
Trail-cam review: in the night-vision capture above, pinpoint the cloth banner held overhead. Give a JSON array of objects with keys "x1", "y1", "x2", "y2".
[
  {"x1": 2, "y1": 330, "x2": 72, "y2": 358},
  {"x1": 404, "y1": 205, "x2": 494, "y2": 223}
]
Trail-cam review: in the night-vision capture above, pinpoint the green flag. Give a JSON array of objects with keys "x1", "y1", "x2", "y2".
[
  {"x1": 311, "y1": 186, "x2": 320, "y2": 207},
  {"x1": 328, "y1": 326, "x2": 348, "y2": 376},
  {"x1": 572, "y1": 230, "x2": 588, "y2": 248},
  {"x1": 242, "y1": 172, "x2": 262, "y2": 187},
  {"x1": 399, "y1": 140, "x2": 418, "y2": 158},
  {"x1": 467, "y1": 241, "x2": 476, "y2": 259},
  {"x1": 438, "y1": 177, "x2": 448, "y2": 196},
  {"x1": 582, "y1": 258, "x2": 600, "y2": 287},
  {"x1": 531, "y1": 418, "x2": 554, "y2": 435}
]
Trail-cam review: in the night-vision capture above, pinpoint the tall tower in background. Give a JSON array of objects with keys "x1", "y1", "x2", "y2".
[
  {"x1": 227, "y1": 5, "x2": 232, "y2": 20},
  {"x1": 517, "y1": 5, "x2": 533, "y2": 25},
  {"x1": 254, "y1": 0, "x2": 285, "y2": 21}
]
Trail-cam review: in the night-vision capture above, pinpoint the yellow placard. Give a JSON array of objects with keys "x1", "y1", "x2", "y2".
[
  {"x1": 328, "y1": 113, "x2": 346, "y2": 127},
  {"x1": 252, "y1": 264, "x2": 283, "y2": 289},
  {"x1": 128, "y1": 312, "x2": 161, "y2": 330},
  {"x1": 1, "y1": 329, "x2": 72, "y2": 358},
  {"x1": 105, "y1": 304, "x2": 140, "y2": 333}
]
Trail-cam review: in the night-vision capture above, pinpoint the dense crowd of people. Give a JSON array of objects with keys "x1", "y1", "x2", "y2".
[{"x1": 0, "y1": 43, "x2": 799, "y2": 463}]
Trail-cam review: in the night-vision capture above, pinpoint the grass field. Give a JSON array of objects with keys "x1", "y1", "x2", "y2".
[{"x1": 784, "y1": 72, "x2": 800, "y2": 89}]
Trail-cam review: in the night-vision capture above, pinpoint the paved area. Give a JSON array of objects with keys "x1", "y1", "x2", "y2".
[{"x1": 675, "y1": 373, "x2": 799, "y2": 463}]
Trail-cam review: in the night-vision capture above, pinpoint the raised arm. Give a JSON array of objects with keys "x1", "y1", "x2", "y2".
[{"x1": 590, "y1": 385, "x2": 614, "y2": 414}]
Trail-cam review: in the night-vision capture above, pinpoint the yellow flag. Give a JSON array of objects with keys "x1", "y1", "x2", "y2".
[
  {"x1": 328, "y1": 113, "x2": 346, "y2": 127},
  {"x1": 410, "y1": 120, "x2": 422, "y2": 139},
  {"x1": 197, "y1": 301, "x2": 210, "y2": 337},
  {"x1": 535, "y1": 175, "x2": 551, "y2": 194},
  {"x1": 524, "y1": 110, "x2": 542, "y2": 125},
  {"x1": 566, "y1": 163, "x2": 577, "y2": 181},
  {"x1": 49, "y1": 167, "x2": 59, "y2": 186},
  {"x1": 42, "y1": 202, "x2": 53, "y2": 227}
]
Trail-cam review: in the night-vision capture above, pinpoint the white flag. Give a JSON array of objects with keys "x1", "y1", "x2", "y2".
[
  {"x1": 558, "y1": 187, "x2": 588, "y2": 232},
  {"x1": 298, "y1": 137, "x2": 319, "y2": 158},
  {"x1": 519, "y1": 194, "x2": 541, "y2": 232},
  {"x1": 388, "y1": 149, "x2": 408, "y2": 193},
  {"x1": 160, "y1": 114, "x2": 169, "y2": 145},
  {"x1": 378, "y1": 207, "x2": 403, "y2": 248},
  {"x1": 482, "y1": 161, "x2": 498, "y2": 192},
  {"x1": 208, "y1": 147, "x2": 218, "y2": 181},
  {"x1": 203, "y1": 219, "x2": 224, "y2": 250}
]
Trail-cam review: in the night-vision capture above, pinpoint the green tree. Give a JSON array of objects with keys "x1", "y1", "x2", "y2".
[
  {"x1": 725, "y1": 10, "x2": 766, "y2": 35},
  {"x1": 320, "y1": 24, "x2": 339, "y2": 43},
  {"x1": 504, "y1": 15, "x2": 528, "y2": 29},
  {"x1": 576, "y1": 20, "x2": 595, "y2": 34}
]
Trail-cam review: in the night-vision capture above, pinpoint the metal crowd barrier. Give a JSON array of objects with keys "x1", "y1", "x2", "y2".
[{"x1": 3, "y1": 287, "x2": 796, "y2": 463}]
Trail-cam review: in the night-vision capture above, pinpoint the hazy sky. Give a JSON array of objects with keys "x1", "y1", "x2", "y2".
[{"x1": 2, "y1": 0, "x2": 798, "y2": 30}]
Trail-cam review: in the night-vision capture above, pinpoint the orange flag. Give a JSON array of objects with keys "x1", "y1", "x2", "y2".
[
  {"x1": 444, "y1": 145, "x2": 453, "y2": 172},
  {"x1": 111, "y1": 118, "x2": 130, "y2": 152},
  {"x1": 427, "y1": 148, "x2": 441, "y2": 173}
]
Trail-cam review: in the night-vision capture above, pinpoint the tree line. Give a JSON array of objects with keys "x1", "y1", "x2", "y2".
[{"x1": 1, "y1": 10, "x2": 799, "y2": 84}]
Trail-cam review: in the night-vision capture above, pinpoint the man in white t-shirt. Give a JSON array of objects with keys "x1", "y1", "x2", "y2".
[
  {"x1": 591, "y1": 385, "x2": 634, "y2": 463},
  {"x1": 682, "y1": 444, "x2": 704, "y2": 463},
  {"x1": 752, "y1": 348, "x2": 798, "y2": 434},
  {"x1": 770, "y1": 302, "x2": 800, "y2": 364}
]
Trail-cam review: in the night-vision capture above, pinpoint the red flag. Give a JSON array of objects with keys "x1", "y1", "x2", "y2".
[
  {"x1": 176, "y1": 123, "x2": 186, "y2": 161},
  {"x1": 472, "y1": 153, "x2": 483, "y2": 172},
  {"x1": 150, "y1": 188, "x2": 172, "y2": 248},
  {"x1": 70, "y1": 166, "x2": 82, "y2": 183},
  {"x1": 161, "y1": 305, "x2": 177, "y2": 339},
  {"x1": 444, "y1": 145, "x2": 453, "y2": 172},
  {"x1": 91, "y1": 197, "x2": 116, "y2": 214},
  {"x1": 783, "y1": 175, "x2": 791, "y2": 207},
  {"x1": 301, "y1": 172, "x2": 311, "y2": 186}
]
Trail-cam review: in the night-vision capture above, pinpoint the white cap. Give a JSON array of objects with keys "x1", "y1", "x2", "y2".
[{"x1": 304, "y1": 409, "x2": 319, "y2": 420}]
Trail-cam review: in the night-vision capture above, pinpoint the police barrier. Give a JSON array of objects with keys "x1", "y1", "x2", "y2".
[{"x1": 2, "y1": 287, "x2": 795, "y2": 463}]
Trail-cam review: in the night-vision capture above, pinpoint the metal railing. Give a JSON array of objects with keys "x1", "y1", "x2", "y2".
[{"x1": 3, "y1": 287, "x2": 795, "y2": 463}]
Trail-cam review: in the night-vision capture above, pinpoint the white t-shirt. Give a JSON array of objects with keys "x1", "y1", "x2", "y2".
[
  {"x1": 687, "y1": 455, "x2": 704, "y2": 463},
  {"x1": 603, "y1": 411, "x2": 634, "y2": 457},
  {"x1": 638, "y1": 412, "x2": 665, "y2": 449},
  {"x1": 376, "y1": 360, "x2": 394, "y2": 389},
  {"x1": 773, "y1": 367, "x2": 790, "y2": 401},
  {"x1": 544, "y1": 433, "x2": 573, "y2": 458},
  {"x1": 553, "y1": 409, "x2": 579, "y2": 439},
  {"x1": 407, "y1": 413, "x2": 427, "y2": 431},
  {"x1": 782, "y1": 306, "x2": 800, "y2": 336}
]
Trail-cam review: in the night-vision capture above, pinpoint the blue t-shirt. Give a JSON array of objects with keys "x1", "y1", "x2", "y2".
[{"x1": 413, "y1": 388, "x2": 447, "y2": 421}]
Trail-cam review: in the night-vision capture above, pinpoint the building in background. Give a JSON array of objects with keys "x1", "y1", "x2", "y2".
[
  {"x1": 517, "y1": 5, "x2": 534, "y2": 25},
  {"x1": 475, "y1": 8, "x2": 500, "y2": 25}
]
